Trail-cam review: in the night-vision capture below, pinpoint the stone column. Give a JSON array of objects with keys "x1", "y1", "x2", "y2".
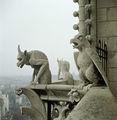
[{"x1": 73, "y1": 0, "x2": 97, "y2": 47}]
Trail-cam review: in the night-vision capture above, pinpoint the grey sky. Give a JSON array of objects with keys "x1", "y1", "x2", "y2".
[{"x1": 0, "y1": 0, "x2": 79, "y2": 77}]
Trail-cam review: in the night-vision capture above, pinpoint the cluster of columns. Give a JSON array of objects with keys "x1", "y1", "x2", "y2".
[{"x1": 73, "y1": 0, "x2": 97, "y2": 47}]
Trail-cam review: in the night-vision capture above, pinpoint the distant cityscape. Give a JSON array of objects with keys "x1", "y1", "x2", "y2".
[
  {"x1": 0, "y1": 74, "x2": 78, "y2": 120},
  {"x1": 0, "y1": 76, "x2": 31, "y2": 120}
]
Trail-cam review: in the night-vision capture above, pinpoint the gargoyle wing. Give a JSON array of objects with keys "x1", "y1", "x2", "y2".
[
  {"x1": 85, "y1": 48, "x2": 109, "y2": 87},
  {"x1": 74, "y1": 52, "x2": 80, "y2": 72}
]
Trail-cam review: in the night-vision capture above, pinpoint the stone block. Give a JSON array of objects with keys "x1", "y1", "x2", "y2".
[
  {"x1": 97, "y1": 21, "x2": 117, "y2": 37},
  {"x1": 107, "y1": 7, "x2": 117, "y2": 21},
  {"x1": 97, "y1": 8, "x2": 107, "y2": 21},
  {"x1": 97, "y1": 0, "x2": 117, "y2": 8},
  {"x1": 108, "y1": 68, "x2": 117, "y2": 82},
  {"x1": 107, "y1": 37, "x2": 117, "y2": 51},
  {"x1": 109, "y1": 82, "x2": 117, "y2": 97},
  {"x1": 108, "y1": 52, "x2": 117, "y2": 68}
]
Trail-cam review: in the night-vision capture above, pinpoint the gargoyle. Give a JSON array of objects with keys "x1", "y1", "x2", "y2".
[
  {"x1": 57, "y1": 59, "x2": 74, "y2": 85},
  {"x1": 17, "y1": 45, "x2": 51, "y2": 84},
  {"x1": 57, "y1": 58, "x2": 70, "y2": 80},
  {"x1": 70, "y1": 34, "x2": 108, "y2": 88}
]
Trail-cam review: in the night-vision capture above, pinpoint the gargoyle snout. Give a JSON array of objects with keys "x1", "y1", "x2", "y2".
[
  {"x1": 70, "y1": 38, "x2": 78, "y2": 47},
  {"x1": 15, "y1": 87, "x2": 23, "y2": 96},
  {"x1": 70, "y1": 38, "x2": 75, "y2": 44},
  {"x1": 17, "y1": 62, "x2": 20, "y2": 67},
  {"x1": 17, "y1": 59, "x2": 24, "y2": 68}
]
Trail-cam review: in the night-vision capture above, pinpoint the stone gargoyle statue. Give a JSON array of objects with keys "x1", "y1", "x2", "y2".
[
  {"x1": 70, "y1": 34, "x2": 108, "y2": 88},
  {"x1": 57, "y1": 58, "x2": 70, "y2": 80},
  {"x1": 57, "y1": 58, "x2": 74, "y2": 85},
  {"x1": 17, "y1": 45, "x2": 51, "y2": 84}
]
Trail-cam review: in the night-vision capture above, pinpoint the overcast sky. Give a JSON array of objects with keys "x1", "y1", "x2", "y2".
[{"x1": 0, "y1": 0, "x2": 79, "y2": 77}]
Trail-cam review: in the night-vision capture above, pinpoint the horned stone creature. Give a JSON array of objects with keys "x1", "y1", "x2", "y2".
[
  {"x1": 70, "y1": 34, "x2": 108, "y2": 88},
  {"x1": 57, "y1": 58, "x2": 70, "y2": 80},
  {"x1": 17, "y1": 45, "x2": 51, "y2": 84},
  {"x1": 57, "y1": 59, "x2": 74, "y2": 85}
]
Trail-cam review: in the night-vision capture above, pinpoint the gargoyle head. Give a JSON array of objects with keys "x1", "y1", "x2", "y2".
[
  {"x1": 70, "y1": 34, "x2": 89, "y2": 51},
  {"x1": 15, "y1": 87, "x2": 23, "y2": 96},
  {"x1": 17, "y1": 45, "x2": 28, "y2": 68},
  {"x1": 57, "y1": 58, "x2": 63, "y2": 63}
]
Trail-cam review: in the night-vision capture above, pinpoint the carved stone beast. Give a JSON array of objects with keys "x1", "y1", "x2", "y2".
[
  {"x1": 70, "y1": 34, "x2": 108, "y2": 88},
  {"x1": 57, "y1": 58, "x2": 70, "y2": 80},
  {"x1": 57, "y1": 58, "x2": 74, "y2": 85},
  {"x1": 17, "y1": 45, "x2": 51, "y2": 84}
]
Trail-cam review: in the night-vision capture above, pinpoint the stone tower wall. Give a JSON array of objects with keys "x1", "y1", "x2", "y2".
[{"x1": 97, "y1": 0, "x2": 117, "y2": 97}]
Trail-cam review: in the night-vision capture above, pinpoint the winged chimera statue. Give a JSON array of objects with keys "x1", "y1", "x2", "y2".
[
  {"x1": 70, "y1": 34, "x2": 109, "y2": 88},
  {"x1": 57, "y1": 58, "x2": 70, "y2": 80},
  {"x1": 17, "y1": 45, "x2": 51, "y2": 84},
  {"x1": 57, "y1": 58, "x2": 74, "y2": 85}
]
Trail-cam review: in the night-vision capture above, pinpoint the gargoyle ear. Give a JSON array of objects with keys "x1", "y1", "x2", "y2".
[{"x1": 24, "y1": 50, "x2": 27, "y2": 56}]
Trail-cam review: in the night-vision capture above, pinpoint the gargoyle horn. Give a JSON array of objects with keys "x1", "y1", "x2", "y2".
[{"x1": 18, "y1": 45, "x2": 22, "y2": 53}]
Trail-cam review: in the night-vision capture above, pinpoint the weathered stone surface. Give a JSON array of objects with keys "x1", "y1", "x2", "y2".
[
  {"x1": 91, "y1": 21, "x2": 96, "y2": 36},
  {"x1": 91, "y1": 0, "x2": 96, "y2": 5},
  {"x1": 79, "y1": 0, "x2": 86, "y2": 7},
  {"x1": 79, "y1": 7, "x2": 85, "y2": 20},
  {"x1": 67, "y1": 87, "x2": 117, "y2": 120},
  {"x1": 97, "y1": 8, "x2": 107, "y2": 21},
  {"x1": 91, "y1": 5, "x2": 96, "y2": 20},
  {"x1": 97, "y1": 0, "x2": 117, "y2": 8},
  {"x1": 97, "y1": 21, "x2": 117, "y2": 37},
  {"x1": 108, "y1": 68, "x2": 117, "y2": 82},
  {"x1": 109, "y1": 82, "x2": 117, "y2": 97},
  {"x1": 107, "y1": 37, "x2": 117, "y2": 51},
  {"x1": 78, "y1": 20, "x2": 85, "y2": 35},
  {"x1": 108, "y1": 52, "x2": 117, "y2": 67},
  {"x1": 107, "y1": 7, "x2": 117, "y2": 21}
]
